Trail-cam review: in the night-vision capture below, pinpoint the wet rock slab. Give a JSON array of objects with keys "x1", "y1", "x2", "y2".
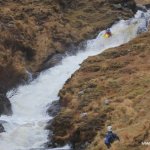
[
  {"x1": 0, "y1": 94, "x2": 12, "y2": 116},
  {"x1": 47, "y1": 101, "x2": 61, "y2": 117},
  {"x1": 0, "y1": 124, "x2": 5, "y2": 133}
]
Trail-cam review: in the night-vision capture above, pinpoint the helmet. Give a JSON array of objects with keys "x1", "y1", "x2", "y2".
[
  {"x1": 106, "y1": 28, "x2": 110, "y2": 32},
  {"x1": 107, "y1": 126, "x2": 112, "y2": 132}
]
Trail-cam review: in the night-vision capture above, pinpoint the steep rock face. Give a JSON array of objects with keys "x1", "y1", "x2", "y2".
[
  {"x1": 50, "y1": 30, "x2": 150, "y2": 149},
  {"x1": 0, "y1": 0, "x2": 136, "y2": 95}
]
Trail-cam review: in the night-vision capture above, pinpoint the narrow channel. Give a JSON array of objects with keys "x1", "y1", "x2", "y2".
[{"x1": 0, "y1": 10, "x2": 149, "y2": 150}]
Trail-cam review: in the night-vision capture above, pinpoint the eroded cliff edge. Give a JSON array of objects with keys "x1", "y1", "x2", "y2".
[{"x1": 49, "y1": 28, "x2": 150, "y2": 149}]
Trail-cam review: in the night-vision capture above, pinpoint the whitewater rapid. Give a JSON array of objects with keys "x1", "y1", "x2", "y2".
[{"x1": 0, "y1": 11, "x2": 149, "y2": 150}]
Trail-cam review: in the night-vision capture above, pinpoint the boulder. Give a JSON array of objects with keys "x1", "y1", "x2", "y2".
[
  {"x1": 0, "y1": 124, "x2": 5, "y2": 133},
  {"x1": 47, "y1": 101, "x2": 61, "y2": 117},
  {"x1": 0, "y1": 94, "x2": 12, "y2": 116}
]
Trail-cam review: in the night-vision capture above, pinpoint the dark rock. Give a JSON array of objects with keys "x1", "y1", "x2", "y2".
[
  {"x1": 57, "y1": 0, "x2": 78, "y2": 10},
  {"x1": 0, "y1": 120, "x2": 7, "y2": 124},
  {"x1": 112, "y1": 4, "x2": 123, "y2": 9},
  {"x1": 0, "y1": 124, "x2": 5, "y2": 133},
  {"x1": 47, "y1": 101, "x2": 61, "y2": 117},
  {"x1": 109, "y1": 0, "x2": 136, "y2": 12},
  {"x1": 3, "y1": 39, "x2": 35, "y2": 61},
  {"x1": 145, "y1": 4, "x2": 150, "y2": 9},
  {"x1": 136, "y1": 4, "x2": 147, "y2": 12},
  {"x1": 39, "y1": 43, "x2": 83, "y2": 72},
  {"x1": 0, "y1": 94, "x2": 12, "y2": 116},
  {"x1": 0, "y1": 64, "x2": 26, "y2": 94},
  {"x1": 39, "y1": 53, "x2": 64, "y2": 71}
]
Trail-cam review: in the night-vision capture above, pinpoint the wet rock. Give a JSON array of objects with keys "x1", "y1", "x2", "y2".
[
  {"x1": 0, "y1": 94, "x2": 12, "y2": 116},
  {"x1": 0, "y1": 64, "x2": 27, "y2": 94},
  {"x1": 57, "y1": 0, "x2": 77, "y2": 10},
  {"x1": 0, "y1": 124, "x2": 5, "y2": 133},
  {"x1": 145, "y1": 4, "x2": 150, "y2": 9},
  {"x1": 136, "y1": 4, "x2": 147, "y2": 12},
  {"x1": 39, "y1": 53, "x2": 64, "y2": 71},
  {"x1": 112, "y1": 4, "x2": 123, "y2": 9},
  {"x1": 47, "y1": 101, "x2": 60, "y2": 117}
]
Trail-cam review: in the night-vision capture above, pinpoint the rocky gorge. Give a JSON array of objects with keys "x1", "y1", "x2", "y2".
[
  {"x1": 0, "y1": 0, "x2": 150, "y2": 150},
  {"x1": 0, "y1": 0, "x2": 137, "y2": 114},
  {"x1": 0, "y1": 0, "x2": 137, "y2": 92},
  {"x1": 0, "y1": 0, "x2": 136, "y2": 134}
]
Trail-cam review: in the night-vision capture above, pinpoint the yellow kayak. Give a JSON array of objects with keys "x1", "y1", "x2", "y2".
[{"x1": 103, "y1": 33, "x2": 111, "y2": 38}]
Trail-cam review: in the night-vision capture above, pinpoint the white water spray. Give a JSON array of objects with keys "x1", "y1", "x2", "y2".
[{"x1": 0, "y1": 11, "x2": 149, "y2": 150}]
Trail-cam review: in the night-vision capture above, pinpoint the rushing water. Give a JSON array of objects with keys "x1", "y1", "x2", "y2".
[{"x1": 0, "y1": 11, "x2": 150, "y2": 150}]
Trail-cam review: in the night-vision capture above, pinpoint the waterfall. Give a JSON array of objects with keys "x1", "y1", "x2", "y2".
[{"x1": 0, "y1": 10, "x2": 149, "y2": 150}]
